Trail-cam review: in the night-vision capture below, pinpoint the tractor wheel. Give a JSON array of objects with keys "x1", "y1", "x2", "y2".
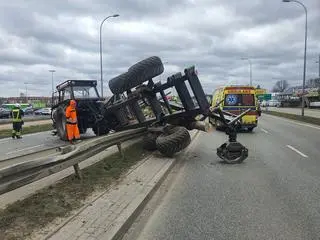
[
  {"x1": 108, "y1": 56, "x2": 164, "y2": 94},
  {"x1": 156, "y1": 126, "x2": 191, "y2": 157},
  {"x1": 247, "y1": 127, "x2": 254, "y2": 132},
  {"x1": 108, "y1": 72, "x2": 129, "y2": 95},
  {"x1": 79, "y1": 127, "x2": 87, "y2": 134},
  {"x1": 92, "y1": 121, "x2": 110, "y2": 136},
  {"x1": 128, "y1": 56, "x2": 164, "y2": 85},
  {"x1": 55, "y1": 106, "x2": 68, "y2": 141},
  {"x1": 142, "y1": 133, "x2": 159, "y2": 151}
]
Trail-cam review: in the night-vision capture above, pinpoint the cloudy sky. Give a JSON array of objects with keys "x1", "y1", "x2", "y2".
[{"x1": 0, "y1": 0, "x2": 319, "y2": 97}]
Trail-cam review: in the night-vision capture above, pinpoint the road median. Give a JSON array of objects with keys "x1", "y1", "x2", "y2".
[
  {"x1": 0, "y1": 116, "x2": 51, "y2": 125},
  {"x1": 262, "y1": 110, "x2": 320, "y2": 126},
  {"x1": 0, "y1": 123, "x2": 53, "y2": 139},
  {"x1": 0, "y1": 130, "x2": 199, "y2": 240}
]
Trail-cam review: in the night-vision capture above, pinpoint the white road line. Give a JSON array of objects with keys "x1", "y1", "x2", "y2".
[
  {"x1": 265, "y1": 114, "x2": 320, "y2": 130},
  {"x1": 6, "y1": 144, "x2": 45, "y2": 155},
  {"x1": 286, "y1": 145, "x2": 308, "y2": 158},
  {"x1": 261, "y1": 128, "x2": 269, "y2": 133}
]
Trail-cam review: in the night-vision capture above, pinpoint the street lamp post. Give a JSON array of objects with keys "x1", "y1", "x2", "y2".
[
  {"x1": 241, "y1": 57, "x2": 252, "y2": 86},
  {"x1": 99, "y1": 14, "x2": 119, "y2": 98},
  {"x1": 49, "y1": 70, "x2": 56, "y2": 95},
  {"x1": 49, "y1": 70, "x2": 56, "y2": 106},
  {"x1": 282, "y1": 0, "x2": 308, "y2": 116},
  {"x1": 316, "y1": 54, "x2": 320, "y2": 78},
  {"x1": 24, "y1": 82, "x2": 30, "y2": 102}
]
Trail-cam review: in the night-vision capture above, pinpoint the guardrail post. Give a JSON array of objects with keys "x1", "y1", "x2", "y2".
[
  {"x1": 117, "y1": 142, "x2": 124, "y2": 159},
  {"x1": 73, "y1": 163, "x2": 82, "y2": 180}
]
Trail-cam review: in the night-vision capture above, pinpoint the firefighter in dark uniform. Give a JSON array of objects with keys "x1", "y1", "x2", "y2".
[{"x1": 11, "y1": 103, "x2": 24, "y2": 139}]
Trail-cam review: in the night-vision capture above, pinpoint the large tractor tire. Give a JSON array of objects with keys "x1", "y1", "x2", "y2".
[
  {"x1": 108, "y1": 72, "x2": 129, "y2": 95},
  {"x1": 109, "y1": 56, "x2": 164, "y2": 95},
  {"x1": 108, "y1": 56, "x2": 164, "y2": 95},
  {"x1": 142, "y1": 133, "x2": 159, "y2": 151},
  {"x1": 79, "y1": 126, "x2": 87, "y2": 134},
  {"x1": 54, "y1": 106, "x2": 68, "y2": 141},
  {"x1": 156, "y1": 126, "x2": 191, "y2": 157},
  {"x1": 128, "y1": 56, "x2": 164, "y2": 85},
  {"x1": 92, "y1": 120, "x2": 110, "y2": 136}
]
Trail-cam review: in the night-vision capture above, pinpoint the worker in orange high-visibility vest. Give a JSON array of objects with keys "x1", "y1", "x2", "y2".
[{"x1": 65, "y1": 99, "x2": 80, "y2": 144}]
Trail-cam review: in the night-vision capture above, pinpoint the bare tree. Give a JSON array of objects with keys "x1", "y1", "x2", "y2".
[{"x1": 272, "y1": 80, "x2": 289, "y2": 92}]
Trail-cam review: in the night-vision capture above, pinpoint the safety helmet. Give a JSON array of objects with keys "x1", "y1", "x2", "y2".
[{"x1": 15, "y1": 103, "x2": 21, "y2": 108}]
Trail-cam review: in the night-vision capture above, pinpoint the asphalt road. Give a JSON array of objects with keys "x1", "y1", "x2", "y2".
[
  {"x1": 0, "y1": 130, "x2": 96, "y2": 162},
  {"x1": 123, "y1": 114, "x2": 320, "y2": 240},
  {"x1": 0, "y1": 131, "x2": 63, "y2": 161}
]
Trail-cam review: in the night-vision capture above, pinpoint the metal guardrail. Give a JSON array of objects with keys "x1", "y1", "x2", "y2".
[{"x1": 0, "y1": 128, "x2": 146, "y2": 195}]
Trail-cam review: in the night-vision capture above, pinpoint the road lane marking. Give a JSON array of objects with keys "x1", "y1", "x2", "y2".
[
  {"x1": 6, "y1": 144, "x2": 45, "y2": 155},
  {"x1": 286, "y1": 145, "x2": 308, "y2": 158},
  {"x1": 264, "y1": 114, "x2": 320, "y2": 130},
  {"x1": 261, "y1": 128, "x2": 269, "y2": 133}
]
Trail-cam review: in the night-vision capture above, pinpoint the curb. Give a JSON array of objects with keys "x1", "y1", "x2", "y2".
[{"x1": 110, "y1": 130, "x2": 200, "y2": 240}]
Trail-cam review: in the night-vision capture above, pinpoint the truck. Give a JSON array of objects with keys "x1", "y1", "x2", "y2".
[{"x1": 51, "y1": 56, "x2": 250, "y2": 164}]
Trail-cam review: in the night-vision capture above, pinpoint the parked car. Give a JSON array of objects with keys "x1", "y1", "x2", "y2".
[
  {"x1": 23, "y1": 107, "x2": 34, "y2": 115},
  {"x1": 261, "y1": 100, "x2": 268, "y2": 107},
  {"x1": 268, "y1": 100, "x2": 281, "y2": 107},
  {"x1": 0, "y1": 108, "x2": 11, "y2": 118},
  {"x1": 34, "y1": 108, "x2": 52, "y2": 115}
]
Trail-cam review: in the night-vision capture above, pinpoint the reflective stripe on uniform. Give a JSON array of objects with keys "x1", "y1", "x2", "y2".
[{"x1": 12, "y1": 109, "x2": 22, "y2": 122}]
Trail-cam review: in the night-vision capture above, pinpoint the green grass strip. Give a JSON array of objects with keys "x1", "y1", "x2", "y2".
[
  {"x1": 0, "y1": 124, "x2": 53, "y2": 139},
  {"x1": 0, "y1": 141, "x2": 149, "y2": 240},
  {"x1": 263, "y1": 110, "x2": 320, "y2": 126}
]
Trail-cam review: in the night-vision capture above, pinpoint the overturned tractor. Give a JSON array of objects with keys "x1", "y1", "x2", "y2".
[{"x1": 51, "y1": 56, "x2": 249, "y2": 163}]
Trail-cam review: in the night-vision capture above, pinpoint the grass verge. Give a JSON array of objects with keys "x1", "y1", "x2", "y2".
[
  {"x1": 0, "y1": 124, "x2": 53, "y2": 139},
  {"x1": 0, "y1": 141, "x2": 149, "y2": 240},
  {"x1": 0, "y1": 116, "x2": 51, "y2": 125},
  {"x1": 262, "y1": 110, "x2": 320, "y2": 126}
]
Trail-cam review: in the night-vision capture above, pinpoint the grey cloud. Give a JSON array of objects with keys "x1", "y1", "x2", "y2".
[{"x1": 0, "y1": 0, "x2": 319, "y2": 97}]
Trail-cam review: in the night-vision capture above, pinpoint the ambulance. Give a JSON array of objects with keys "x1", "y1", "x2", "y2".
[{"x1": 211, "y1": 86, "x2": 261, "y2": 131}]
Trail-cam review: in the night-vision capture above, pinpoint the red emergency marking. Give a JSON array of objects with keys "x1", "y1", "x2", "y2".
[{"x1": 225, "y1": 89, "x2": 254, "y2": 94}]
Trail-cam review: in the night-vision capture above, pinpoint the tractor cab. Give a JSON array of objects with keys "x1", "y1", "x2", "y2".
[
  {"x1": 53, "y1": 80, "x2": 101, "y2": 104},
  {"x1": 51, "y1": 80, "x2": 112, "y2": 140}
]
